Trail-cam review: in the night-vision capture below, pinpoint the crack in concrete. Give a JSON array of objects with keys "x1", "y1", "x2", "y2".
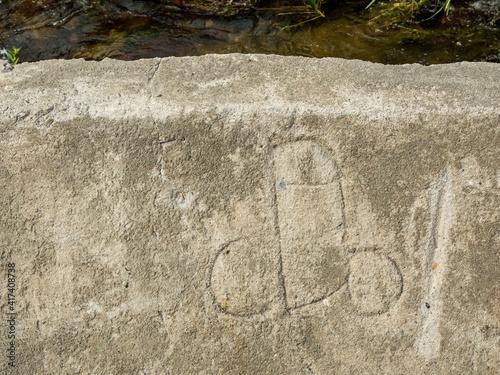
[
  {"x1": 148, "y1": 59, "x2": 162, "y2": 87},
  {"x1": 285, "y1": 107, "x2": 297, "y2": 130}
]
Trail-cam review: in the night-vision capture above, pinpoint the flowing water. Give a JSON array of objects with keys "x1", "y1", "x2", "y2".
[{"x1": 0, "y1": 0, "x2": 499, "y2": 64}]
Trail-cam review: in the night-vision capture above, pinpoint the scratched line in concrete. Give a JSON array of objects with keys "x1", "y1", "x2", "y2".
[{"x1": 415, "y1": 170, "x2": 454, "y2": 358}]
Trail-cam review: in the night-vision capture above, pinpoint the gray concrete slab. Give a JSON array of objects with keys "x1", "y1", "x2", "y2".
[{"x1": 0, "y1": 55, "x2": 499, "y2": 374}]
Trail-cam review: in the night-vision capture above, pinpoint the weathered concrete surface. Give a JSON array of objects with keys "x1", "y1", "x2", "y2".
[{"x1": 0, "y1": 55, "x2": 499, "y2": 374}]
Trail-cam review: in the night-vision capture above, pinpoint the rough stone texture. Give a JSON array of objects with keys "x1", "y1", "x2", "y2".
[{"x1": 0, "y1": 55, "x2": 499, "y2": 374}]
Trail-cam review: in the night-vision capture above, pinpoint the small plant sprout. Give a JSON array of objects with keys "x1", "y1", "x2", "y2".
[
  {"x1": 6, "y1": 47, "x2": 20, "y2": 65},
  {"x1": 281, "y1": 0, "x2": 326, "y2": 30},
  {"x1": 365, "y1": 0, "x2": 453, "y2": 22}
]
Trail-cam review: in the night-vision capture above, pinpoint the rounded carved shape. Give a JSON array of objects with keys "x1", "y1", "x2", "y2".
[
  {"x1": 348, "y1": 252, "x2": 403, "y2": 314},
  {"x1": 210, "y1": 239, "x2": 277, "y2": 316}
]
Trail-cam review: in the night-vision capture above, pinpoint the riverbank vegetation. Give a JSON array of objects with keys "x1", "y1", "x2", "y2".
[
  {"x1": 0, "y1": 0, "x2": 498, "y2": 64},
  {"x1": 283, "y1": 0, "x2": 498, "y2": 29}
]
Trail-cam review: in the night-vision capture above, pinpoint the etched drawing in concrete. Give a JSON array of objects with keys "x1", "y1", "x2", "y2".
[
  {"x1": 348, "y1": 252, "x2": 403, "y2": 315},
  {"x1": 274, "y1": 141, "x2": 348, "y2": 309},
  {"x1": 209, "y1": 140, "x2": 403, "y2": 317},
  {"x1": 1, "y1": 55, "x2": 499, "y2": 374},
  {"x1": 209, "y1": 238, "x2": 279, "y2": 316}
]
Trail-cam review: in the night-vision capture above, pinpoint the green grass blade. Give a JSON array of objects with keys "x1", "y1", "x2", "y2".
[{"x1": 365, "y1": 0, "x2": 377, "y2": 9}]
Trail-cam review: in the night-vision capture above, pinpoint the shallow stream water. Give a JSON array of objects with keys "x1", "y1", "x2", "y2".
[{"x1": 0, "y1": 0, "x2": 499, "y2": 64}]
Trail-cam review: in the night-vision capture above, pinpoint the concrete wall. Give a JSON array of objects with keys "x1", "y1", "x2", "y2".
[{"x1": 0, "y1": 55, "x2": 499, "y2": 374}]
